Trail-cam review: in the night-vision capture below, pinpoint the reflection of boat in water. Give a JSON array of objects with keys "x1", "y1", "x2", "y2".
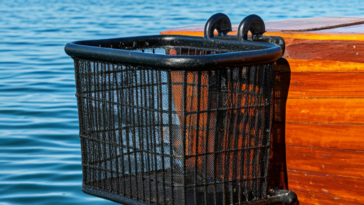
[{"x1": 161, "y1": 17, "x2": 364, "y2": 205}]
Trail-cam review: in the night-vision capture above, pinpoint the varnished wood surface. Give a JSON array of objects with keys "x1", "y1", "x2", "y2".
[
  {"x1": 286, "y1": 98, "x2": 364, "y2": 124},
  {"x1": 275, "y1": 70, "x2": 364, "y2": 98},
  {"x1": 283, "y1": 39, "x2": 364, "y2": 62},
  {"x1": 161, "y1": 17, "x2": 364, "y2": 204},
  {"x1": 266, "y1": 31, "x2": 364, "y2": 41},
  {"x1": 291, "y1": 190, "x2": 359, "y2": 205},
  {"x1": 288, "y1": 169, "x2": 364, "y2": 205},
  {"x1": 161, "y1": 17, "x2": 364, "y2": 35},
  {"x1": 264, "y1": 17, "x2": 364, "y2": 32},
  {"x1": 310, "y1": 23, "x2": 364, "y2": 34},
  {"x1": 286, "y1": 59, "x2": 364, "y2": 73},
  {"x1": 288, "y1": 72, "x2": 364, "y2": 98},
  {"x1": 286, "y1": 146, "x2": 364, "y2": 178},
  {"x1": 163, "y1": 17, "x2": 364, "y2": 33},
  {"x1": 285, "y1": 123, "x2": 364, "y2": 150},
  {"x1": 161, "y1": 17, "x2": 364, "y2": 41}
]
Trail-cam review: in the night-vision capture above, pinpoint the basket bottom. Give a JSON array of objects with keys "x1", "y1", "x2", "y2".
[{"x1": 82, "y1": 182, "x2": 297, "y2": 205}]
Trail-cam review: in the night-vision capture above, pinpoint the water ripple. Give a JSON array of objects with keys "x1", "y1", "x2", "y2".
[{"x1": 1, "y1": 0, "x2": 364, "y2": 204}]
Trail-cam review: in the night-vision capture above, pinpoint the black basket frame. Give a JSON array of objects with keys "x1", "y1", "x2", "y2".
[
  {"x1": 65, "y1": 13, "x2": 297, "y2": 205},
  {"x1": 65, "y1": 34, "x2": 282, "y2": 71}
]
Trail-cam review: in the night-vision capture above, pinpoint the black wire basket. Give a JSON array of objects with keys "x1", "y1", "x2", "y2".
[{"x1": 65, "y1": 13, "x2": 297, "y2": 205}]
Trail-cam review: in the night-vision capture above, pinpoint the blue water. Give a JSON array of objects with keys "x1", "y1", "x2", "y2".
[{"x1": 1, "y1": 0, "x2": 363, "y2": 204}]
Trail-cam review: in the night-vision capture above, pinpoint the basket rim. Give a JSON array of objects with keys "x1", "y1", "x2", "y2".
[{"x1": 64, "y1": 35, "x2": 282, "y2": 70}]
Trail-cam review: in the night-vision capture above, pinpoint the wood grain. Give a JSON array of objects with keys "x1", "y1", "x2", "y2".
[
  {"x1": 162, "y1": 17, "x2": 364, "y2": 33},
  {"x1": 310, "y1": 23, "x2": 364, "y2": 34},
  {"x1": 286, "y1": 98, "x2": 364, "y2": 124},
  {"x1": 265, "y1": 31, "x2": 364, "y2": 41},
  {"x1": 285, "y1": 123, "x2": 364, "y2": 150},
  {"x1": 291, "y1": 189, "x2": 359, "y2": 205},
  {"x1": 283, "y1": 39, "x2": 364, "y2": 62},
  {"x1": 161, "y1": 17, "x2": 364, "y2": 42},
  {"x1": 286, "y1": 146, "x2": 364, "y2": 178},
  {"x1": 264, "y1": 17, "x2": 364, "y2": 32},
  {"x1": 160, "y1": 18, "x2": 364, "y2": 205},
  {"x1": 161, "y1": 29, "x2": 364, "y2": 42},
  {"x1": 287, "y1": 72, "x2": 364, "y2": 98},
  {"x1": 286, "y1": 59, "x2": 364, "y2": 73},
  {"x1": 287, "y1": 169, "x2": 364, "y2": 205}
]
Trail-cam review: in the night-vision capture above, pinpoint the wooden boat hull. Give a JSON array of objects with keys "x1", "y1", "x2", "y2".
[{"x1": 161, "y1": 17, "x2": 364, "y2": 205}]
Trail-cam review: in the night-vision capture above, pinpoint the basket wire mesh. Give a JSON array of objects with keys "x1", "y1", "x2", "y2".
[{"x1": 74, "y1": 44, "x2": 274, "y2": 205}]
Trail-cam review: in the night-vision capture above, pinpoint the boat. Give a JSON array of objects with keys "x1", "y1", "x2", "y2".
[{"x1": 161, "y1": 17, "x2": 364, "y2": 205}]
